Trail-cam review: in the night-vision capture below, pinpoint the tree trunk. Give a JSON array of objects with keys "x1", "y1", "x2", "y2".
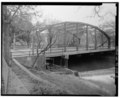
[
  {"x1": 32, "y1": 55, "x2": 46, "y2": 70},
  {"x1": 2, "y1": 5, "x2": 12, "y2": 94},
  {"x1": 3, "y1": 22, "x2": 11, "y2": 66},
  {"x1": 2, "y1": 5, "x2": 11, "y2": 66}
]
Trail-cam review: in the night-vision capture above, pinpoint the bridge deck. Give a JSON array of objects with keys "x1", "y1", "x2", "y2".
[{"x1": 11, "y1": 47, "x2": 115, "y2": 58}]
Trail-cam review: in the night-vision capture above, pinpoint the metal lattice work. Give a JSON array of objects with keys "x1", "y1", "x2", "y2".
[
  {"x1": 44, "y1": 22, "x2": 111, "y2": 52},
  {"x1": 11, "y1": 21, "x2": 114, "y2": 58}
]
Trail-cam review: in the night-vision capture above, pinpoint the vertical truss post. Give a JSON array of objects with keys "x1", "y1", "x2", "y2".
[
  {"x1": 31, "y1": 35, "x2": 34, "y2": 56},
  {"x1": 48, "y1": 27, "x2": 52, "y2": 53},
  {"x1": 73, "y1": 35, "x2": 74, "y2": 46},
  {"x1": 64, "y1": 23, "x2": 66, "y2": 52},
  {"x1": 94, "y1": 29, "x2": 97, "y2": 49},
  {"x1": 13, "y1": 33, "x2": 16, "y2": 49},
  {"x1": 101, "y1": 33, "x2": 103, "y2": 47},
  {"x1": 108, "y1": 37, "x2": 111, "y2": 49},
  {"x1": 76, "y1": 23, "x2": 79, "y2": 51},
  {"x1": 86, "y1": 25, "x2": 88, "y2": 50}
]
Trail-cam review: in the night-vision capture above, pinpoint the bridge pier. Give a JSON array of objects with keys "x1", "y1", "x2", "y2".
[
  {"x1": 63, "y1": 55, "x2": 69, "y2": 68},
  {"x1": 45, "y1": 55, "x2": 69, "y2": 69}
]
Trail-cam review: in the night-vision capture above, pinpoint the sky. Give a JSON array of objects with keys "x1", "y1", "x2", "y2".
[{"x1": 31, "y1": 3, "x2": 116, "y2": 26}]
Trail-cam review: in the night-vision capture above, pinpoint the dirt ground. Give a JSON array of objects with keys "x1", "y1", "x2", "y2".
[{"x1": 9, "y1": 59, "x2": 116, "y2": 95}]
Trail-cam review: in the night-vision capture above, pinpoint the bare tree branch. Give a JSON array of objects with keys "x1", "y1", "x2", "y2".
[
  {"x1": 94, "y1": 6, "x2": 101, "y2": 17},
  {"x1": 31, "y1": 29, "x2": 57, "y2": 68},
  {"x1": 11, "y1": 6, "x2": 21, "y2": 19},
  {"x1": 8, "y1": 6, "x2": 21, "y2": 24}
]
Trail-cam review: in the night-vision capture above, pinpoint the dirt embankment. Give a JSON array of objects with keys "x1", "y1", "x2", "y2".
[{"x1": 9, "y1": 59, "x2": 116, "y2": 95}]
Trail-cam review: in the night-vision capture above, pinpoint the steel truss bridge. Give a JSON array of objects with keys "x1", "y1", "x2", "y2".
[{"x1": 11, "y1": 22, "x2": 115, "y2": 58}]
